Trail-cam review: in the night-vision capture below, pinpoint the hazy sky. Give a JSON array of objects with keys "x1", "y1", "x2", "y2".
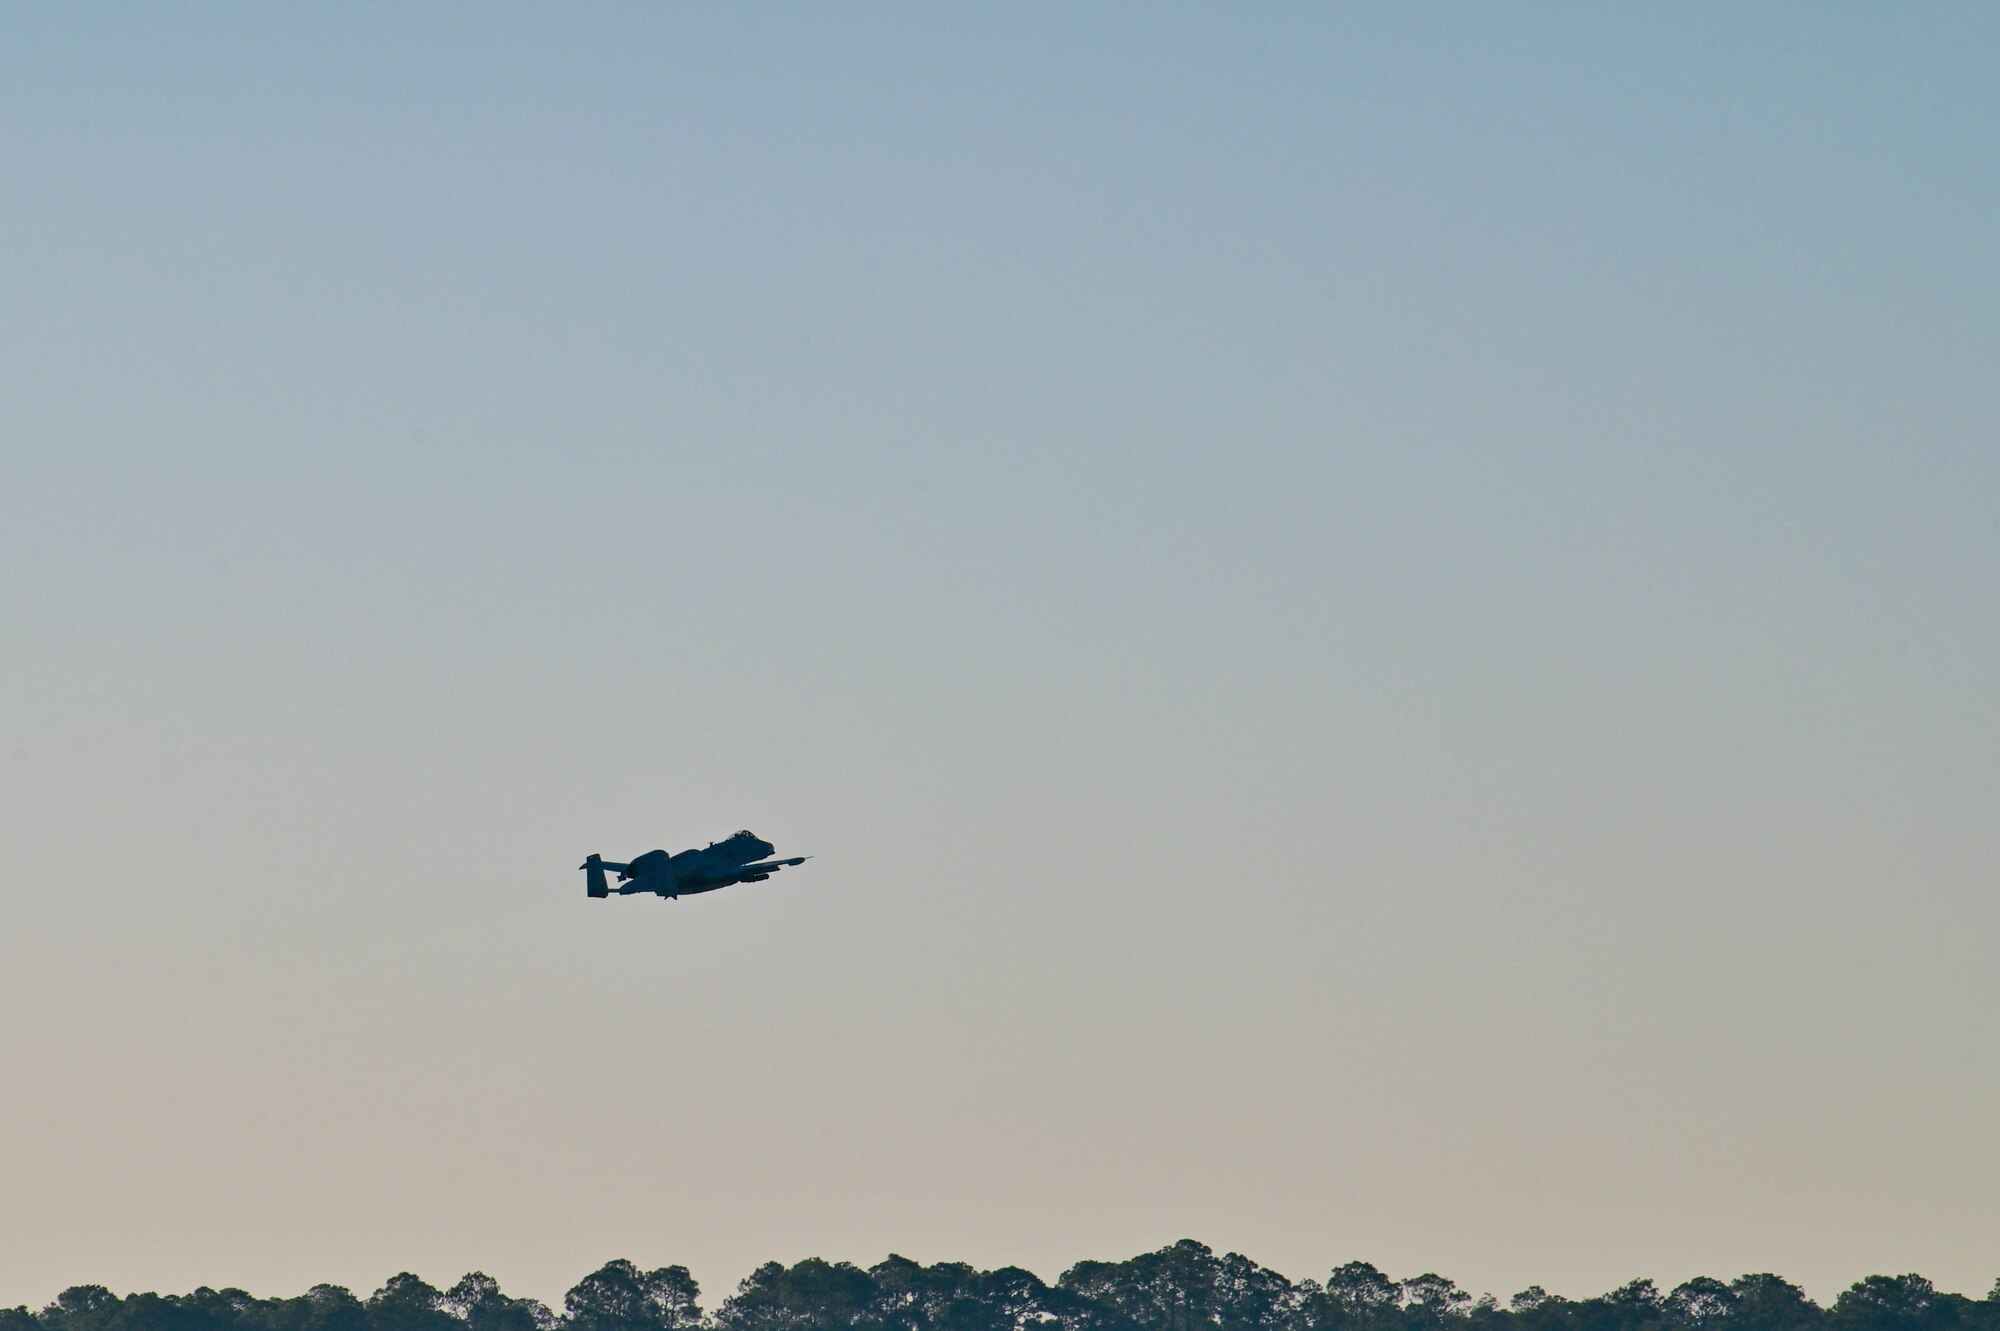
[{"x1": 3, "y1": 3, "x2": 1997, "y2": 1314}]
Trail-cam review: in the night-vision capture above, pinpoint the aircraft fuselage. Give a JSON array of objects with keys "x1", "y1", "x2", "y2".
[{"x1": 591, "y1": 830, "x2": 803, "y2": 900}]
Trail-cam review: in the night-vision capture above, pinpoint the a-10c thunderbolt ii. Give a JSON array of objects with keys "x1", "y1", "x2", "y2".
[{"x1": 580, "y1": 830, "x2": 808, "y2": 900}]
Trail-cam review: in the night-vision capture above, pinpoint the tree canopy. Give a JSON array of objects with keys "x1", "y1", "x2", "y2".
[{"x1": 11, "y1": 1244, "x2": 2000, "y2": 1331}]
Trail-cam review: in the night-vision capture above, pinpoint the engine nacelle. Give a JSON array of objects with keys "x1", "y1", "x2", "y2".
[{"x1": 628, "y1": 849, "x2": 672, "y2": 879}]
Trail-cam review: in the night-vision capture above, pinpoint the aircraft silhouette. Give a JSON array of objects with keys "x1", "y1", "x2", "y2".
[{"x1": 580, "y1": 830, "x2": 808, "y2": 900}]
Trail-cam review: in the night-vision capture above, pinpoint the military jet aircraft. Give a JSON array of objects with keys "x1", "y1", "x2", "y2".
[{"x1": 580, "y1": 830, "x2": 808, "y2": 900}]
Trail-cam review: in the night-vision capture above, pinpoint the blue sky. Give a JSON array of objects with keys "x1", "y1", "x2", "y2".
[{"x1": 3, "y1": 3, "x2": 1997, "y2": 1311}]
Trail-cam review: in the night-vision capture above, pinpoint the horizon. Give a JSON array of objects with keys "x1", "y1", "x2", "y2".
[{"x1": 12, "y1": 1243, "x2": 1999, "y2": 1315}]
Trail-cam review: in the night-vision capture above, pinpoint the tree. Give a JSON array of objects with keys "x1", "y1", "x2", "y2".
[
  {"x1": 1399, "y1": 1276, "x2": 1471, "y2": 1331},
  {"x1": 866, "y1": 1256, "x2": 969, "y2": 1331},
  {"x1": 101, "y1": 1292, "x2": 209, "y2": 1331},
  {"x1": 169, "y1": 1287, "x2": 260, "y2": 1331},
  {"x1": 1052, "y1": 1260, "x2": 1140, "y2": 1331},
  {"x1": 861, "y1": 1257, "x2": 1059, "y2": 1331},
  {"x1": 1727, "y1": 1276, "x2": 1818, "y2": 1331},
  {"x1": 444, "y1": 1275, "x2": 553, "y2": 1331},
  {"x1": 972, "y1": 1268, "x2": 1062, "y2": 1331},
  {"x1": 1555, "y1": 1278, "x2": 1663, "y2": 1331},
  {"x1": 715, "y1": 1260, "x2": 875, "y2": 1331},
  {"x1": 1213, "y1": 1251, "x2": 1301, "y2": 1331},
  {"x1": 1831, "y1": 1276, "x2": 1966, "y2": 1331},
  {"x1": 1319, "y1": 1265, "x2": 1400, "y2": 1331},
  {"x1": 259, "y1": 1286, "x2": 367, "y2": 1331},
  {"x1": 564, "y1": 1262, "x2": 702, "y2": 1331},
  {"x1": 46, "y1": 1291, "x2": 118, "y2": 1319},
  {"x1": 1608, "y1": 1283, "x2": 1665, "y2": 1320},
  {"x1": 366, "y1": 1275, "x2": 458, "y2": 1331},
  {"x1": 1504, "y1": 1288, "x2": 1573, "y2": 1331},
  {"x1": 1062, "y1": 1241, "x2": 1218, "y2": 1331},
  {"x1": 42, "y1": 1288, "x2": 119, "y2": 1331},
  {"x1": 1055, "y1": 1242, "x2": 1296, "y2": 1331},
  {"x1": 1666, "y1": 1283, "x2": 1738, "y2": 1331}
]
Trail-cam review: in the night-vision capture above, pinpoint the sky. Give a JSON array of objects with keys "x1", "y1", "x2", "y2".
[{"x1": 3, "y1": 2, "x2": 1998, "y2": 1314}]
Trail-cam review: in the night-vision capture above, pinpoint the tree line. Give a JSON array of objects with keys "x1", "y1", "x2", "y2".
[{"x1": 10, "y1": 1242, "x2": 1999, "y2": 1331}]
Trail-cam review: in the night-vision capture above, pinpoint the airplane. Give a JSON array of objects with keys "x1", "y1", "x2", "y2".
[{"x1": 579, "y1": 829, "x2": 808, "y2": 900}]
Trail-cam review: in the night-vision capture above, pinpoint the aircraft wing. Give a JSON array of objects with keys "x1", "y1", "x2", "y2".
[
  {"x1": 731, "y1": 857, "x2": 808, "y2": 881},
  {"x1": 739, "y1": 857, "x2": 806, "y2": 874}
]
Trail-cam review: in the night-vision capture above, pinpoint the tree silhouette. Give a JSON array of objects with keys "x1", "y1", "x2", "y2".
[
  {"x1": 446, "y1": 1275, "x2": 554, "y2": 1331},
  {"x1": 1318, "y1": 1265, "x2": 1399, "y2": 1331},
  {"x1": 1665, "y1": 1279, "x2": 1736, "y2": 1331},
  {"x1": 8, "y1": 1244, "x2": 1995, "y2": 1331},
  {"x1": 262, "y1": 1285, "x2": 368, "y2": 1331},
  {"x1": 1401, "y1": 1276, "x2": 1472, "y2": 1331},
  {"x1": 1830, "y1": 1276, "x2": 1971, "y2": 1331},
  {"x1": 564, "y1": 1262, "x2": 701, "y2": 1331},
  {"x1": 860, "y1": 1257, "x2": 1065, "y2": 1331},
  {"x1": 368, "y1": 1276, "x2": 458, "y2": 1331},
  {"x1": 714, "y1": 1260, "x2": 873, "y2": 1331},
  {"x1": 1728, "y1": 1276, "x2": 1819, "y2": 1331}
]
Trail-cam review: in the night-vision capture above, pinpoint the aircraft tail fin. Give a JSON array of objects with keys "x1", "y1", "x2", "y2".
[{"x1": 582, "y1": 854, "x2": 610, "y2": 898}]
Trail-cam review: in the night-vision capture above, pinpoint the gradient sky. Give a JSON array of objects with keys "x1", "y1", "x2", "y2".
[{"x1": 3, "y1": 3, "x2": 1997, "y2": 1314}]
